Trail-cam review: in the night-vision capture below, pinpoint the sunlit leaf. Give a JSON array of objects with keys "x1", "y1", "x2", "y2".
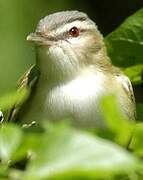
[
  {"x1": 0, "y1": 88, "x2": 29, "y2": 111},
  {"x1": 0, "y1": 124, "x2": 22, "y2": 163},
  {"x1": 0, "y1": 165, "x2": 8, "y2": 179},
  {"x1": 23, "y1": 125, "x2": 139, "y2": 180},
  {"x1": 130, "y1": 123, "x2": 143, "y2": 156},
  {"x1": 123, "y1": 64, "x2": 143, "y2": 85},
  {"x1": 100, "y1": 95, "x2": 134, "y2": 146},
  {"x1": 12, "y1": 133, "x2": 41, "y2": 163}
]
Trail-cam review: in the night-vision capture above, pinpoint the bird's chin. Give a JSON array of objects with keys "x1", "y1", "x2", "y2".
[
  {"x1": 35, "y1": 41, "x2": 53, "y2": 47},
  {"x1": 37, "y1": 44, "x2": 63, "y2": 63}
]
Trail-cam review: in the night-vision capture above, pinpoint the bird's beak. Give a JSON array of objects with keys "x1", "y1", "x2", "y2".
[
  {"x1": 27, "y1": 33, "x2": 53, "y2": 46},
  {"x1": 27, "y1": 33, "x2": 42, "y2": 42}
]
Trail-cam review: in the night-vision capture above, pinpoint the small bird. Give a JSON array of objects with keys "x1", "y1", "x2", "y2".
[{"x1": 7, "y1": 10, "x2": 136, "y2": 128}]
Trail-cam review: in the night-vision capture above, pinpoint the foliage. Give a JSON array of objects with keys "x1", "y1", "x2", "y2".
[
  {"x1": 0, "y1": 122, "x2": 141, "y2": 180},
  {"x1": 105, "y1": 8, "x2": 143, "y2": 84},
  {"x1": 0, "y1": 7, "x2": 143, "y2": 180}
]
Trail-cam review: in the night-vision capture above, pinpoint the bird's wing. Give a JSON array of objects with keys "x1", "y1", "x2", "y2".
[
  {"x1": 7, "y1": 65, "x2": 40, "y2": 122},
  {"x1": 116, "y1": 74, "x2": 136, "y2": 120}
]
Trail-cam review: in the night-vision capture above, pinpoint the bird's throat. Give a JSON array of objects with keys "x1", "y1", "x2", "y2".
[{"x1": 36, "y1": 45, "x2": 81, "y2": 84}]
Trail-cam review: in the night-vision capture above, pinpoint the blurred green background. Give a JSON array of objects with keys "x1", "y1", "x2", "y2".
[{"x1": 0, "y1": 0, "x2": 142, "y2": 94}]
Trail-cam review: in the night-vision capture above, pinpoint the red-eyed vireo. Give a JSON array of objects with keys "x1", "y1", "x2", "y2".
[{"x1": 7, "y1": 11, "x2": 136, "y2": 128}]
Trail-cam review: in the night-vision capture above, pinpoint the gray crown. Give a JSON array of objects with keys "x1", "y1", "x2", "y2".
[{"x1": 36, "y1": 10, "x2": 89, "y2": 33}]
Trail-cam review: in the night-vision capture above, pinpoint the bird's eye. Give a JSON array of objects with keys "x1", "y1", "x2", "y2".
[{"x1": 69, "y1": 27, "x2": 79, "y2": 37}]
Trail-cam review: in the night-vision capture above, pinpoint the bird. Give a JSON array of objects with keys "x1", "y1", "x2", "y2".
[{"x1": 7, "y1": 10, "x2": 136, "y2": 129}]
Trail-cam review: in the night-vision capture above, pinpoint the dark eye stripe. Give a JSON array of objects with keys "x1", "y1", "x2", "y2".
[{"x1": 36, "y1": 27, "x2": 96, "y2": 42}]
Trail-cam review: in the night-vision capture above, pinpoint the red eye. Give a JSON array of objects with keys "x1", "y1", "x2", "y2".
[{"x1": 69, "y1": 27, "x2": 79, "y2": 37}]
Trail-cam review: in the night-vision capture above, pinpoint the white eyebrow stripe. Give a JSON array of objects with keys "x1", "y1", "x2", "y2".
[{"x1": 50, "y1": 20, "x2": 95, "y2": 37}]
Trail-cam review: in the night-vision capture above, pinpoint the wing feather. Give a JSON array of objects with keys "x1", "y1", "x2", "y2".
[
  {"x1": 7, "y1": 65, "x2": 40, "y2": 122},
  {"x1": 116, "y1": 74, "x2": 136, "y2": 120}
]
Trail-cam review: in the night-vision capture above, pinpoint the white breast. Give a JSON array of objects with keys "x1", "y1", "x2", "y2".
[
  {"x1": 45, "y1": 72, "x2": 107, "y2": 128},
  {"x1": 62, "y1": 73, "x2": 105, "y2": 100},
  {"x1": 20, "y1": 68, "x2": 134, "y2": 128}
]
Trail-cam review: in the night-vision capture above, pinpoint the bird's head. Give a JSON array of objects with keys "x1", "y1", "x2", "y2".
[{"x1": 27, "y1": 11, "x2": 108, "y2": 81}]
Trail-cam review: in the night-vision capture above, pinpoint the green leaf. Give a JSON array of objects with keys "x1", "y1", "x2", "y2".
[
  {"x1": 130, "y1": 123, "x2": 143, "y2": 156},
  {"x1": 0, "y1": 88, "x2": 29, "y2": 111},
  {"x1": 136, "y1": 103, "x2": 143, "y2": 121},
  {"x1": 23, "y1": 125, "x2": 139, "y2": 180},
  {"x1": 0, "y1": 165, "x2": 8, "y2": 179},
  {"x1": 12, "y1": 133, "x2": 41, "y2": 163},
  {"x1": 123, "y1": 64, "x2": 143, "y2": 85},
  {"x1": 100, "y1": 95, "x2": 134, "y2": 146},
  {"x1": 0, "y1": 124, "x2": 22, "y2": 163},
  {"x1": 105, "y1": 8, "x2": 143, "y2": 84},
  {"x1": 106, "y1": 8, "x2": 143, "y2": 66}
]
